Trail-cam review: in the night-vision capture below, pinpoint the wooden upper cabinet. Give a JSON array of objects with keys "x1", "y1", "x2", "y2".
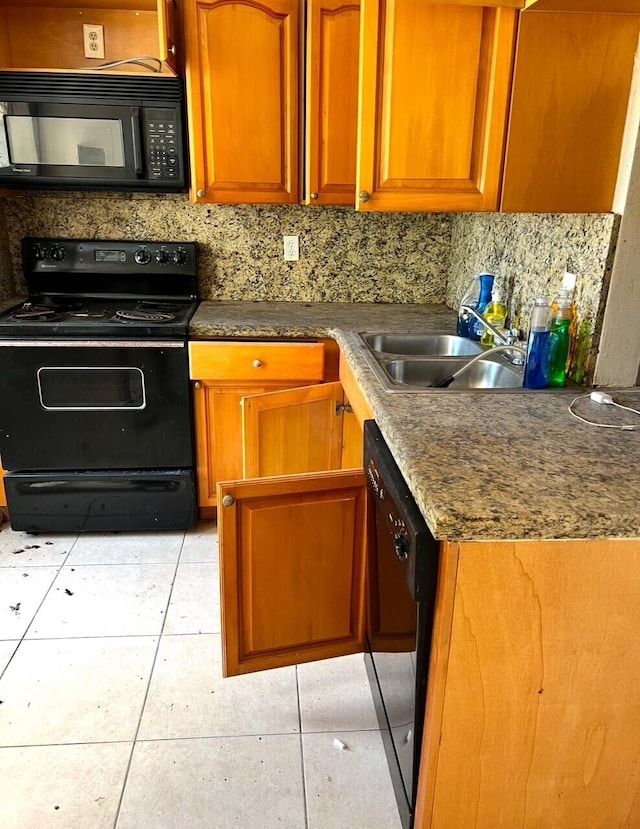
[
  {"x1": 183, "y1": 0, "x2": 300, "y2": 204},
  {"x1": 218, "y1": 470, "x2": 367, "y2": 676},
  {"x1": 501, "y1": 10, "x2": 640, "y2": 213},
  {"x1": 356, "y1": 0, "x2": 519, "y2": 212},
  {"x1": 305, "y1": 0, "x2": 361, "y2": 205},
  {"x1": 0, "y1": 0, "x2": 179, "y2": 74}
]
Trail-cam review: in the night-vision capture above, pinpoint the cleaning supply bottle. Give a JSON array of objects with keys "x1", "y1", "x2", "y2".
[
  {"x1": 480, "y1": 287, "x2": 507, "y2": 347},
  {"x1": 523, "y1": 297, "x2": 552, "y2": 389},
  {"x1": 548, "y1": 292, "x2": 573, "y2": 387},
  {"x1": 549, "y1": 272, "x2": 577, "y2": 386},
  {"x1": 468, "y1": 272, "x2": 495, "y2": 341},
  {"x1": 456, "y1": 275, "x2": 479, "y2": 337}
]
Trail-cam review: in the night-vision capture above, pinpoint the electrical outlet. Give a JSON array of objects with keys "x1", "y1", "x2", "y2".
[
  {"x1": 83, "y1": 24, "x2": 105, "y2": 60},
  {"x1": 283, "y1": 235, "x2": 299, "y2": 262}
]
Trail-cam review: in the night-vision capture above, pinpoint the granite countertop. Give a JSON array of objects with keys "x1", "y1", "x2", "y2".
[{"x1": 192, "y1": 301, "x2": 640, "y2": 542}]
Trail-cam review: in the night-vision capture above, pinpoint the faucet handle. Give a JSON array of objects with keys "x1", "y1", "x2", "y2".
[{"x1": 505, "y1": 327, "x2": 521, "y2": 345}]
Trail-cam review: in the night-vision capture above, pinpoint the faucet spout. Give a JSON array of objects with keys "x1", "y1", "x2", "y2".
[
  {"x1": 459, "y1": 304, "x2": 512, "y2": 346},
  {"x1": 433, "y1": 345, "x2": 528, "y2": 388}
]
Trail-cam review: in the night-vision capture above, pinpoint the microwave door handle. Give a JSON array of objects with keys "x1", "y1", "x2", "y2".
[{"x1": 130, "y1": 108, "x2": 143, "y2": 177}]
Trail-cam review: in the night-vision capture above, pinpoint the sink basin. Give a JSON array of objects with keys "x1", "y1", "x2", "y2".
[
  {"x1": 362, "y1": 333, "x2": 484, "y2": 357},
  {"x1": 385, "y1": 358, "x2": 524, "y2": 390},
  {"x1": 358, "y1": 331, "x2": 527, "y2": 392}
]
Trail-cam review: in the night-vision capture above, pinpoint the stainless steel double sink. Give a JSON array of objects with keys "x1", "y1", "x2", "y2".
[{"x1": 359, "y1": 332, "x2": 525, "y2": 392}]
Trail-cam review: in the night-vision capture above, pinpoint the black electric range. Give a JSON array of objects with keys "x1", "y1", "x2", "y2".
[{"x1": 0, "y1": 237, "x2": 200, "y2": 533}]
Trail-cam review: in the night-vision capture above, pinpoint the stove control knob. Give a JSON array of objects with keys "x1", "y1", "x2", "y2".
[
  {"x1": 34, "y1": 246, "x2": 47, "y2": 261},
  {"x1": 134, "y1": 247, "x2": 151, "y2": 265},
  {"x1": 155, "y1": 249, "x2": 169, "y2": 264},
  {"x1": 172, "y1": 248, "x2": 187, "y2": 265},
  {"x1": 50, "y1": 245, "x2": 65, "y2": 262}
]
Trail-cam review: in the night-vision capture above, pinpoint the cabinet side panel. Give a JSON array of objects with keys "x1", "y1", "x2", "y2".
[
  {"x1": 502, "y1": 12, "x2": 640, "y2": 212},
  {"x1": 430, "y1": 539, "x2": 640, "y2": 828}
]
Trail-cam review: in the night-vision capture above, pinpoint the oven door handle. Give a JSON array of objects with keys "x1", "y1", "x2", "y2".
[{"x1": 0, "y1": 340, "x2": 185, "y2": 348}]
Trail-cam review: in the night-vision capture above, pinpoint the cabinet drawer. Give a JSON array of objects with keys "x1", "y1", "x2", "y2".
[{"x1": 189, "y1": 341, "x2": 325, "y2": 381}]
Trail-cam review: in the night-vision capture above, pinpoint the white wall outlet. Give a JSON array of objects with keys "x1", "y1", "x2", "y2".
[
  {"x1": 283, "y1": 235, "x2": 299, "y2": 262},
  {"x1": 83, "y1": 24, "x2": 105, "y2": 60}
]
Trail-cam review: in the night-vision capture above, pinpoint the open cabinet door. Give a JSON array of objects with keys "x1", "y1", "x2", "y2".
[
  {"x1": 217, "y1": 470, "x2": 367, "y2": 676},
  {"x1": 242, "y1": 381, "x2": 345, "y2": 478},
  {"x1": 157, "y1": 0, "x2": 179, "y2": 72}
]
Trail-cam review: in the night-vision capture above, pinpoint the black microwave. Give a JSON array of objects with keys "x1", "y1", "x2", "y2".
[{"x1": 0, "y1": 72, "x2": 186, "y2": 192}]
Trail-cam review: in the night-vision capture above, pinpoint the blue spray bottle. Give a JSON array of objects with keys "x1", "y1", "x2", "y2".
[
  {"x1": 468, "y1": 273, "x2": 495, "y2": 341},
  {"x1": 523, "y1": 297, "x2": 552, "y2": 389}
]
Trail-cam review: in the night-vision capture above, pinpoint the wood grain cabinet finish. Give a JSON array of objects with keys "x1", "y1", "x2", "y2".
[
  {"x1": 415, "y1": 538, "x2": 640, "y2": 828},
  {"x1": 356, "y1": 0, "x2": 519, "y2": 212},
  {"x1": 183, "y1": 0, "x2": 300, "y2": 204},
  {"x1": 501, "y1": 8, "x2": 640, "y2": 212},
  {"x1": 183, "y1": 0, "x2": 359, "y2": 205},
  {"x1": 306, "y1": 0, "x2": 361, "y2": 205},
  {"x1": 189, "y1": 340, "x2": 326, "y2": 509},
  {"x1": 210, "y1": 347, "x2": 371, "y2": 678},
  {"x1": 218, "y1": 470, "x2": 367, "y2": 676},
  {"x1": 0, "y1": 0, "x2": 177, "y2": 73},
  {"x1": 0, "y1": 458, "x2": 6, "y2": 508}
]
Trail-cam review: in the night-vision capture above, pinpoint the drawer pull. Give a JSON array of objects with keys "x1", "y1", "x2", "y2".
[{"x1": 253, "y1": 359, "x2": 263, "y2": 368}]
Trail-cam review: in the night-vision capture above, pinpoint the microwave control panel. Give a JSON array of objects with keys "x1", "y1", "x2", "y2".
[{"x1": 144, "y1": 108, "x2": 182, "y2": 181}]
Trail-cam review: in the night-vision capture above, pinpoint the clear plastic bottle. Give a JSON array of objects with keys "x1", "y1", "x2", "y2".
[
  {"x1": 480, "y1": 287, "x2": 507, "y2": 347},
  {"x1": 468, "y1": 273, "x2": 495, "y2": 341},
  {"x1": 548, "y1": 294, "x2": 573, "y2": 387},
  {"x1": 523, "y1": 297, "x2": 552, "y2": 390}
]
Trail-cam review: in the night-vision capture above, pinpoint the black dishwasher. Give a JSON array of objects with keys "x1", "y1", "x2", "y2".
[{"x1": 364, "y1": 420, "x2": 440, "y2": 829}]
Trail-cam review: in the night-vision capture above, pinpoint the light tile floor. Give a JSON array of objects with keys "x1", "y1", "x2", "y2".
[{"x1": 0, "y1": 521, "x2": 402, "y2": 829}]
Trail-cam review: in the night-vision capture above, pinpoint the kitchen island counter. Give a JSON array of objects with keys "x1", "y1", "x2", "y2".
[{"x1": 190, "y1": 300, "x2": 640, "y2": 541}]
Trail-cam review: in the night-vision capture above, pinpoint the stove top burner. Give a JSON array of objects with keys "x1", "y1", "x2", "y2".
[
  {"x1": 13, "y1": 307, "x2": 58, "y2": 320},
  {"x1": 114, "y1": 309, "x2": 176, "y2": 323}
]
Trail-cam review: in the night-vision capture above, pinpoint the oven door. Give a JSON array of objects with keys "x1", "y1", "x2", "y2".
[{"x1": 0, "y1": 341, "x2": 193, "y2": 470}]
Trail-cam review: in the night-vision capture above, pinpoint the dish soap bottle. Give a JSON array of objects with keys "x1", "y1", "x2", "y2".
[
  {"x1": 468, "y1": 273, "x2": 495, "y2": 341},
  {"x1": 548, "y1": 272, "x2": 577, "y2": 387},
  {"x1": 523, "y1": 297, "x2": 552, "y2": 389},
  {"x1": 480, "y1": 287, "x2": 507, "y2": 347}
]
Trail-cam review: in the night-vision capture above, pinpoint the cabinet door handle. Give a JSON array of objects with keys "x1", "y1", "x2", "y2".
[
  {"x1": 222, "y1": 494, "x2": 235, "y2": 507},
  {"x1": 359, "y1": 190, "x2": 370, "y2": 203},
  {"x1": 310, "y1": 192, "x2": 319, "y2": 200},
  {"x1": 253, "y1": 359, "x2": 263, "y2": 368},
  {"x1": 196, "y1": 189, "x2": 206, "y2": 198},
  {"x1": 193, "y1": 380, "x2": 202, "y2": 389}
]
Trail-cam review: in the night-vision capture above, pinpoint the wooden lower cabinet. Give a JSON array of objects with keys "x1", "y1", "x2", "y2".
[
  {"x1": 218, "y1": 470, "x2": 367, "y2": 676},
  {"x1": 189, "y1": 340, "x2": 328, "y2": 511},
  {"x1": 416, "y1": 537, "x2": 640, "y2": 828},
  {"x1": 0, "y1": 457, "x2": 6, "y2": 508}
]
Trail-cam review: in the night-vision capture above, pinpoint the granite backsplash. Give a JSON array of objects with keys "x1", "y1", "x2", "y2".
[
  {"x1": 0, "y1": 193, "x2": 619, "y2": 382},
  {"x1": 0, "y1": 193, "x2": 452, "y2": 304},
  {"x1": 446, "y1": 213, "x2": 620, "y2": 382},
  {"x1": 0, "y1": 202, "x2": 14, "y2": 300}
]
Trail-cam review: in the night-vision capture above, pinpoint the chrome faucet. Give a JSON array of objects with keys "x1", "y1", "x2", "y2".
[
  {"x1": 459, "y1": 304, "x2": 526, "y2": 365},
  {"x1": 433, "y1": 344, "x2": 528, "y2": 387},
  {"x1": 459, "y1": 304, "x2": 515, "y2": 347}
]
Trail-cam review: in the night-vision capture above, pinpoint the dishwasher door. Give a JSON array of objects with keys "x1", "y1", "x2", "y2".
[{"x1": 363, "y1": 420, "x2": 440, "y2": 829}]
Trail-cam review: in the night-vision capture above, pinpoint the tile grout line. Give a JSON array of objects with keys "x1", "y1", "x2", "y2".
[
  {"x1": 296, "y1": 665, "x2": 310, "y2": 829},
  {"x1": 111, "y1": 531, "x2": 188, "y2": 829},
  {"x1": 0, "y1": 532, "x2": 80, "y2": 682}
]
